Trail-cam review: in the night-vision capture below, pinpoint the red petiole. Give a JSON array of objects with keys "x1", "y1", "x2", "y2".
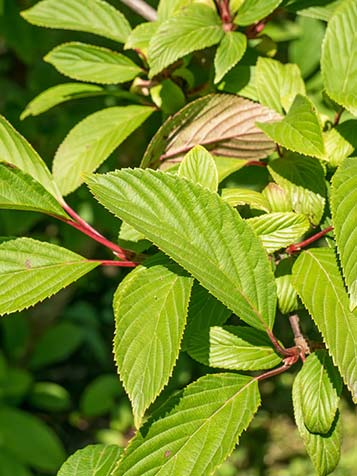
[{"x1": 286, "y1": 225, "x2": 334, "y2": 254}]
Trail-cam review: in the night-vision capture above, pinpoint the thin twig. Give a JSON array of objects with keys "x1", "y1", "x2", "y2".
[
  {"x1": 286, "y1": 225, "x2": 334, "y2": 254},
  {"x1": 120, "y1": 0, "x2": 157, "y2": 21}
]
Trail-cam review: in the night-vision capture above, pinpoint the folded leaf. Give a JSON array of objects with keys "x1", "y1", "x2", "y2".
[
  {"x1": 234, "y1": 0, "x2": 283, "y2": 26},
  {"x1": 178, "y1": 145, "x2": 218, "y2": 192},
  {"x1": 262, "y1": 183, "x2": 293, "y2": 213},
  {"x1": 331, "y1": 156, "x2": 357, "y2": 311},
  {"x1": 275, "y1": 258, "x2": 299, "y2": 314},
  {"x1": 221, "y1": 188, "x2": 270, "y2": 212},
  {"x1": 0, "y1": 238, "x2": 99, "y2": 315},
  {"x1": 113, "y1": 373, "x2": 260, "y2": 476},
  {"x1": 21, "y1": 0, "x2": 131, "y2": 43},
  {"x1": 293, "y1": 248, "x2": 357, "y2": 403},
  {"x1": 322, "y1": 128, "x2": 354, "y2": 167},
  {"x1": 53, "y1": 105, "x2": 153, "y2": 195},
  {"x1": 214, "y1": 31, "x2": 247, "y2": 84},
  {"x1": 113, "y1": 255, "x2": 193, "y2": 427},
  {"x1": 45, "y1": 42, "x2": 142, "y2": 84},
  {"x1": 87, "y1": 169, "x2": 277, "y2": 330},
  {"x1": 58, "y1": 444, "x2": 122, "y2": 476}
]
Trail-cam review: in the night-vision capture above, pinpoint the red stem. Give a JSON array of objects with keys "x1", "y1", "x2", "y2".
[
  {"x1": 333, "y1": 108, "x2": 344, "y2": 126},
  {"x1": 286, "y1": 225, "x2": 334, "y2": 254},
  {"x1": 256, "y1": 354, "x2": 299, "y2": 381},
  {"x1": 90, "y1": 259, "x2": 138, "y2": 268}
]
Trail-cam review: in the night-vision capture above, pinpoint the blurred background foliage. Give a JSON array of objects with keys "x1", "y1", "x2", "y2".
[{"x1": 0, "y1": 1, "x2": 356, "y2": 475}]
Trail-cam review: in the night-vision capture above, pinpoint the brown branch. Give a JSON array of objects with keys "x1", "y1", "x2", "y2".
[{"x1": 286, "y1": 226, "x2": 334, "y2": 254}]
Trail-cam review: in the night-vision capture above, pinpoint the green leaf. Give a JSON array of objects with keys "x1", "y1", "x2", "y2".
[
  {"x1": 58, "y1": 444, "x2": 122, "y2": 476},
  {"x1": 0, "y1": 449, "x2": 32, "y2": 476},
  {"x1": 257, "y1": 94, "x2": 325, "y2": 158},
  {"x1": 157, "y1": 0, "x2": 192, "y2": 20},
  {"x1": 45, "y1": 42, "x2": 142, "y2": 84},
  {"x1": 217, "y1": 64, "x2": 258, "y2": 101},
  {"x1": 293, "y1": 248, "x2": 357, "y2": 403},
  {"x1": 321, "y1": 0, "x2": 357, "y2": 115},
  {"x1": 188, "y1": 325, "x2": 282, "y2": 370},
  {"x1": 0, "y1": 163, "x2": 68, "y2": 217},
  {"x1": 87, "y1": 169, "x2": 277, "y2": 331},
  {"x1": 118, "y1": 222, "x2": 151, "y2": 254},
  {"x1": 275, "y1": 258, "x2": 299, "y2": 314},
  {"x1": 178, "y1": 145, "x2": 218, "y2": 192},
  {"x1": 141, "y1": 94, "x2": 279, "y2": 169},
  {"x1": 113, "y1": 373, "x2": 260, "y2": 476},
  {"x1": 113, "y1": 254, "x2": 193, "y2": 427},
  {"x1": 214, "y1": 31, "x2": 247, "y2": 84},
  {"x1": 0, "y1": 406, "x2": 65, "y2": 472},
  {"x1": 80, "y1": 375, "x2": 124, "y2": 417},
  {"x1": 0, "y1": 115, "x2": 58, "y2": 197},
  {"x1": 0, "y1": 367, "x2": 32, "y2": 405},
  {"x1": 234, "y1": 0, "x2": 283, "y2": 26},
  {"x1": 268, "y1": 154, "x2": 326, "y2": 225},
  {"x1": 125, "y1": 21, "x2": 159, "y2": 54},
  {"x1": 256, "y1": 57, "x2": 305, "y2": 113},
  {"x1": 21, "y1": 0, "x2": 131, "y2": 43},
  {"x1": 262, "y1": 183, "x2": 293, "y2": 213},
  {"x1": 248, "y1": 212, "x2": 310, "y2": 253},
  {"x1": 28, "y1": 382, "x2": 71, "y2": 412},
  {"x1": 53, "y1": 105, "x2": 153, "y2": 195},
  {"x1": 322, "y1": 128, "x2": 354, "y2": 167},
  {"x1": 148, "y1": 4, "x2": 224, "y2": 77},
  {"x1": 299, "y1": 350, "x2": 342, "y2": 434},
  {"x1": 288, "y1": 1, "x2": 341, "y2": 21},
  {"x1": 0, "y1": 238, "x2": 99, "y2": 315},
  {"x1": 221, "y1": 187, "x2": 270, "y2": 212},
  {"x1": 21, "y1": 82, "x2": 104, "y2": 119},
  {"x1": 331, "y1": 156, "x2": 357, "y2": 311},
  {"x1": 293, "y1": 370, "x2": 342, "y2": 476},
  {"x1": 150, "y1": 79, "x2": 186, "y2": 115}
]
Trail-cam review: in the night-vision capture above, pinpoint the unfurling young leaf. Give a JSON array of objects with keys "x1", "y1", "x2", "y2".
[
  {"x1": 178, "y1": 145, "x2": 218, "y2": 192},
  {"x1": 234, "y1": 0, "x2": 283, "y2": 26},
  {"x1": 214, "y1": 31, "x2": 247, "y2": 84}
]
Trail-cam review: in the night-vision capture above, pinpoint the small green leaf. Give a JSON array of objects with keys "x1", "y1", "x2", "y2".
[
  {"x1": 178, "y1": 145, "x2": 218, "y2": 191},
  {"x1": 53, "y1": 105, "x2": 153, "y2": 195},
  {"x1": 262, "y1": 183, "x2": 293, "y2": 213},
  {"x1": 234, "y1": 0, "x2": 283, "y2": 26},
  {"x1": 150, "y1": 79, "x2": 186, "y2": 115},
  {"x1": 157, "y1": 0, "x2": 192, "y2": 20},
  {"x1": 248, "y1": 212, "x2": 310, "y2": 253},
  {"x1": 299, "y1": 350, "x2": 342, "y2": 434},
  {"x1": 221, "y1": 188, "x2": 270, "y2": 212},
  {"x1": 125, "y1": 21, "x2": 159, "y2": 54},
  {"x1": 113, "y1": 255, "x2": 193, "y2": 427},
  {"x1": 188, "y1": 325, "x2": 282, "y2": 370},
  {"x1": 331, "y1": 156, "x2": 357, "y2": 311},
  {"x1": 148, "y1": 4, "x2": 224, "y2": 77},
  {"x1": 21, "y1": 0, "x2": 131, "y2": 43},
  {"x1": 29, "y1": 382, "x2": 71, "y2": 412},
  {"x1": 217, "y1": 64, "x2": 258, "y2": 101},
  {"x1": 257, "y1": 94, "x2": 325, "y2": 158},
  {"x1": 45, "y1": 42, "x2": 142, "y2": 84},
  {"x1": 80, "y1": 375, "x2": 124, "y2": 417},
  {"x1": 322, "y1": 128, "x2": 354, "y2": 167},
  {"x1": 275, "y1": 258, "x2": 299, "y2": 314},
  {"x1": 214, "y1": 31, "x2": 247, "y2": 84},
  {"x1": 87, "y1": 169, "x2": 277, "y2": 331},
  {"x1": 118, "y1": 222, "x2": 150, "y2": 254},
  {"x1": 58, "y1": 444, "x2": 122, "y2": 476},
  {"x1": 0, "y1": 238, "x2": 99, "y2": 315},
  {"x1": 322, "y1": 0, "x2": 357, "y2": 115},
  {"x1": 0, "y1": 163, "x2": 68, "y2": 217},
  {"x1": 113, "y1": 374, "x2": 260, "y2": 476},
  {"x1": 293, "y1": 370, "x2": 342, "y2": 476},
  {"x1": 293, "y1": 248, "x2": 357, "y2": 403},
  {"x1": 21, "y1": 82, "x2": 104, "y2": 119}
]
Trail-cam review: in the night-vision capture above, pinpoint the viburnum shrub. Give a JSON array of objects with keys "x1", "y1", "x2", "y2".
[{"x1": 1, "y1": 0, "x2": 356, "y2": 474}]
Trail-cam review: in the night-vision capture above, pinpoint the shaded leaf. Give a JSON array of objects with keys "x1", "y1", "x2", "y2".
[
  {"x1": 0, "y1": 449, "x2": 32, "y2": 476},
  {"x1": 322, "y1": 128, "x2": 354, "y2": 167},
  {"x1": 178, "y1": 145, "x2": 218, "y2": 191},
  {"x1": 0, "y1": 238, "x2": 99, "y2": 315},
  {"x1": 45, "y1": 42, "x2": 142, "y2": 84},
  {"x1": 80, "y1": 375, "x2": 124, "y2": 417},
  {"x1": 53, "y1": 105, "x2": 153, "y2": 195},
  {"x1": 234, "y1": 0, "x2": 283, "y2": 26},
  {"x1": 113, "y1": 374, "x2": 260, "y2": 476},
  {"x1": 58, "y1": 444, "x2": 122, "y2": 476},
  {"x1": 29, "y1": 382, "x2": 71, "y2": 412},
  {"x1": 214, "y1": 31, "x2": 247, "y2": 84},
  {"x1": 150, "y1": 79, "x2": 185, "y2": 115},
  {"x1": 217, "y1": 64, "x2": 258, "y2": 101},
  {"x1": 21, "y1": 0, "x2": 131, "y2": 43},
  {"x1": 275, "y1": 258, "x2": 299, "y2": 314},
  {"x1": 221, "y1": 187, "x2": 270, "y2": 212}
]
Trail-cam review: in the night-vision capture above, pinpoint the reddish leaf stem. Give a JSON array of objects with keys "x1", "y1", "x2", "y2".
[
  {"x1": 333, "y1": 107, "x2": 344, "y2": 126},
  {"x1": 216, "y1": 0, "x2": 234, "y2": 31},
  {"x1": 286, "y1": 225, "x2": 334, "y2": 254},
  {"x1": 256, "y1": 353, "x2": 299, "y2": 381},
  {"x1": 90, "y1": 259, "x2": 138, "y2": 268}
]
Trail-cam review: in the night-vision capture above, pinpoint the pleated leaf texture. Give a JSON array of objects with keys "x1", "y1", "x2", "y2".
[
  {"x1": 113, "y1": 373, "x2": 260, "y2": 476},
  {"x1": 0, "y1": 238, "x2": 99, "y2": 315},
  {"x1": 331, "y1": 156, "x2": 357, "y2": 311},
  {"x1": 21, "y1": 0, "x2": 131, "y2": 43},
  {"x1": 293, "y1": 248, "x2": 357, "y2": 402},
  {"x1": 87, "y1": 169, "x2": 277, "y2": 331},
  {"x1": 58, "y1": 444, "x2": 122, "y2": 476},
  {"x1": 113, "y1": 255, "x2": 193, "y2": 428}
]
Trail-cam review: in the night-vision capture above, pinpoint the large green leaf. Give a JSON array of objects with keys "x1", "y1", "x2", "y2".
[
  {"x1": 256, "y1": 57, "x2": 305, "y2": 113},
  {"x1": 257, "y1": 94, "x2": 325, "y2": 159},
  {"x1": 293, "y1": 370, "x2": 342, "y2": 476},
  {"x1": 0, "y1": 406, "x2": 65, "y2": 472},
  {"x1": 21, "y1": 0, "x2": 131, "y2": 43},
  {"x1": 188, "y1": 325, "x2": 282, "y2": 370},
  {"x1": 113, "y1": 255, "x2": 193, "y2": 427},
  {"x1": 0, "y1": 115, "x2": 58, "y2": 197},
  {"x1": 248, "y1": 212, "x2": 310, "y2": 253},
  {"x1": 293, "y1": 248, "x2": 357, "y2": 403},
  {"x1": 331, "y1": 156, "x2": 357, "y2": 311},
  {"x1": 148, "y1": 4, "x2": 224, "y2": 77},
  {"x1": 234, "y1": 0, "x2": 283, "y2": 26},
  {"x1": 321, "y1": 0, "x2": 357, "y2": 115},
  {"x1": 113, "y1": 373, "x2": 260, "y2": 476},
  {"x1": 268, "y1": 154, "x2": 326, "y2": 225},
  {"x1": 214, "y1": 31, "x2": 247, "y2": 84},
  {"x1": 0, "y1": 238, "x2": 99, "y2": 315},
  {"x1": 0, "y1": 163, "x2": 68, "y2": 217},
  {"x1": 141, "y1": 94, "x2": 279, "y2": 169},
  {"x1": 45, "y1": 42, "x2": 142, "y2": 84},
  {"x1": 299, "y1": 350, "x2": 342, "y2": 434},
  {"x1": 53, "y1": 105, "x2": 153, "y2": 195},
  {"x1": 21, "y1": 83, "x2": 104, "y2": 119},
  {"x1": 87, "y1": 169, "x2": 277, "y2": 331},
  {"x1": 0, "y1": 449, "x2": 32, "y2": 476},
  {"x1": 178, "y1": 145, "x2": 218, "y2": 192},
  {"x1": 58, "y1": 444, "x2": 122, "y2": 476}
]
